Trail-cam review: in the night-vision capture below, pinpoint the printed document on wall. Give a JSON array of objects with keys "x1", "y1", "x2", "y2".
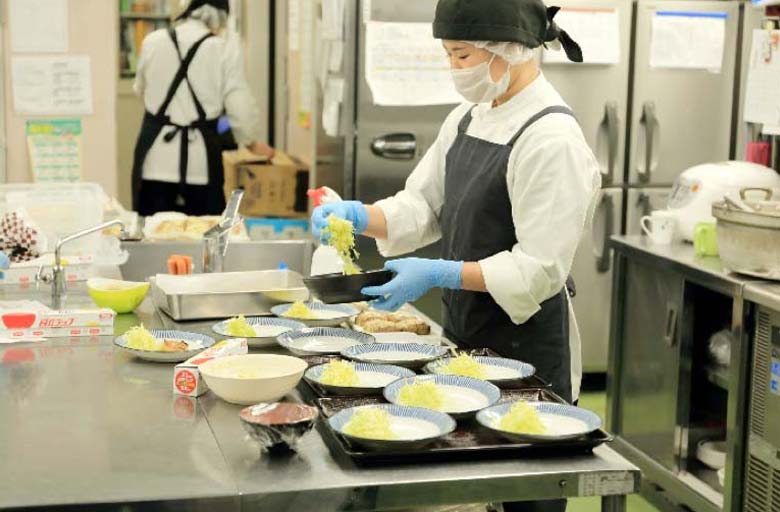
[
  {"x1": 9, "y1": 0, "x2": 68, "y2": 53},
  {"x1": 744, "y1": 30, "x2": 780, "y2": 125},
  {"x1": 649, "y1": 11, "x2": 726, "y2": 72},
  {"x1": 26, "y1": 119, "x2": 82, "y2": 182},
  {"x1": 12, "y1": 56, "x2": 93, "y2": 115},
  {"x1": 543, "y1": 8, "x2": 620, "y2": 65},
  {"x1": 365, "y1": 21, "x2": 461, "y2": 106}
]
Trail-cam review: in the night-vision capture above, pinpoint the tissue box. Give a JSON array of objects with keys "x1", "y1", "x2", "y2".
[{"x1": 173, "y1": 338, "x2": 248, "y2": 397}]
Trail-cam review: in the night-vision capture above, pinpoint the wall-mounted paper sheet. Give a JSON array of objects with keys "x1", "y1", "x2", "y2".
[
  {"x1": 543, "y1": 8, "x2": 620, "y2": 65},
  {"x1": 365, "y1": 21, "x2": 461, "y2": 106},
  {"x1": 297, "y1": 0, "x2": 315, "y2": 128},
  {"x1": 323, "y1": 77, "x2": 345, "y2": 137},
  {"x1": 288, "y1": 0, "x2": 301, "y2": 51},
  {"x1": 321, "y1": 0, "x2": 345, "y2": 41},
  {"x1": 9, "y1": 0, "x2": 68, "y2": 53},
  {"x1": 744, "y1": 30, "x2": 780, "y2": 125},
  {"x1": 649, "y1": 11, "x2": 727, "y2": 73},
  {"x1": 12, "y1": 56, "x2": 93, "y2": 115},
  {"x1": 26, "y1": 119, "x2": 82, "y2": 182},
  {"x1": 328, "y1": 41, "x2": 344, "y2": 72}
]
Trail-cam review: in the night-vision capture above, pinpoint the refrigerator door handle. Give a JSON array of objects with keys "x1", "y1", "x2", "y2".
[
  {"x1": 602, "y1": 101, "x2": 619, "y2": 185},
  {"x1": 637, "y1": 102, "x2": 659, "y2": 183},
  {"x1": 637, "y1": 192, "x2": 652, "y2": 236},
  {"x1": 592, "y1": 193, "x2": 614, "y2": 274},
  {"x1": 371, "y1": 133, "x2": 417, "y2": 160}
]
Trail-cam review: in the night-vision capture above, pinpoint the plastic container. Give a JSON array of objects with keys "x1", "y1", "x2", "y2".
[{"x1": 308, "y1": 187, "x2": 345, "y2": 276}]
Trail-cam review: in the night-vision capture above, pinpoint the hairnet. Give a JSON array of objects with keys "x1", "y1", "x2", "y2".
[
  {"x1": 186, "y1": 5, "x2": 228, "y2": 31},
  {"x1": 469, "y1": 41, "x2": 535, "y2": 65}
]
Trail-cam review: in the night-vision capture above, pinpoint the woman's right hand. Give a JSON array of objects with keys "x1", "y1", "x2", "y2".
[{"x1": 311, "y1": 201, "x2": 369, "y2": 239}]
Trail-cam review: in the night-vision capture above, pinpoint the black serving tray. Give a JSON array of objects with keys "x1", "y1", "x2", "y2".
[
  {"x1": 298, "y1": 348, "x2": 551, "y2": 398},
  {"x1": 314, "y1": 388, "x2": 612, "y2": 466}
]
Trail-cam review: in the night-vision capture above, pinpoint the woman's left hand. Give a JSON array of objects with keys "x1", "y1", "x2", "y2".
[{"x1": 361, "y1": 258, "x2": 463, "y2": 311}]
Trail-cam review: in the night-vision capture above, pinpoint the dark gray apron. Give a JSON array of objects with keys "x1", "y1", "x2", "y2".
[
  {"x1": 131, "y1": 28, "x2": 225, "y2": 214},
  {"x1": 440, "y1": 105, "x2": 576, "y2": 404}
]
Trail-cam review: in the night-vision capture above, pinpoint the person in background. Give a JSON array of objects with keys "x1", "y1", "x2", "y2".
[
  {"x1": 312, "y1": 1, "x2": 600, "y2": 510},
  {"x1": 131, "y1": 0, "x2": 274, "y2": 216}
]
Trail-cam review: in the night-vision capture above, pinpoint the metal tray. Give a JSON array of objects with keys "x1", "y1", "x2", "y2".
[
  {"x1": 315, "y1": 388, "x2": 612, "y2": 466},
  {"x1": 150, "y1": 270, "x2": 310, "y2": 320}
]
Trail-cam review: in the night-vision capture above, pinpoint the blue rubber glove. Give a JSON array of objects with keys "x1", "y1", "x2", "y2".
[
  {"x1": 362, "y1": 258, "x2": 464, "y2": 312},
  {"x1": 0, "y1": 251, "x2": 9, "y2": 271},
  {"x1": 311, "y1": 201, "x2": 369, "y2": 240}
]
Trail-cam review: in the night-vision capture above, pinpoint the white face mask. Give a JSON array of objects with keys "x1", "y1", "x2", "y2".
[{"x1": 450, "y1": 55, "x2": 511, "y2": 104}]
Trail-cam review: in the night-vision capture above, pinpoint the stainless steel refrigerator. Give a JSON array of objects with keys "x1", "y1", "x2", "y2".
[{"x1": 543, "y1": 0, "x2": 740, "y2": 372}]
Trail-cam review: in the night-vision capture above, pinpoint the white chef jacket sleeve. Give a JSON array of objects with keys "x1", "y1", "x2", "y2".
[
  {"x1": 479, "y1": 119, "x2": 601, "y2": 324},
  {"x1": 374, "y1": 104, "x2": 470, "y2": 257},
  {"x1": 221, "y1": 37, "x2": 263, "y2": 146},
  {"x1": 133, "y1": 34, "x2": 152, "y2": 96}
]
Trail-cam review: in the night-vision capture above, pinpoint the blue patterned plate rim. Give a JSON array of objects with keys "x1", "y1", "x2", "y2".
[
  {"x1": 114, "y1": 329, "x2": 215, "y2": 353},
  {"x1": 213, "y1": 317, "x2": 306, "y2": 336},
  {"x1": 427, "y1": 356, "x2": 536, "y2": 379},
  {"x1": 341, "y1": 343, "x2": 448, "y2": 359},
  {"x1": 476, "y1": 400, "x2": 602, "y2": 435},
  {"x1": 383, "y1": 374, "x2": 501, "y2": 405},
  {"x1": 328, "y1": 404, "x2": 457, "y2": 440},
  {"x1": 305, "y1": 362, "x2": 415, "y2": 384},
  {"x1": 270, "y1": 302, "x2": 359, "y2": 317}
]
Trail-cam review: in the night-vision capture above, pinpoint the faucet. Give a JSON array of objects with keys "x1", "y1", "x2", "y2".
[
  {"x1": 37, "y1": 220, "x2": 125, "y2": 310},
  {"x1": 202, "y1": 189, "x2": 244, "y2": 273}
]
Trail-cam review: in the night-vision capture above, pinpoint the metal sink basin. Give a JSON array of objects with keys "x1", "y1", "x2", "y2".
[{"x1": 120, "y1": 240, "x2": 313, "y2": 282}]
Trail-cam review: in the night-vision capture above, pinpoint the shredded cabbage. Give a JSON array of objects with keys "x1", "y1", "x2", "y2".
[
  {"x1": 397, "y1": 381, "x2": 444, "y2": 411},
  {"x1": 498, "y1": 401, "x2": 546, "y2": 435},
  {"x1": 226, "y1": 316, "x2": 256, "y2": 337},
  {"x1": 322, "y1": 214, "x2": 360, "y2": 275},
  {"x1": 343, "y1": 408, "x2": 395, "y2": 440},
  {"x1": 438, "y1": 353, "x2": 487, "y2": 379},
  {"x1": 283, "y1": 301, "x2": 316, "y2": 319},
  {"x1": 320, "y1": 360, "x2": 359, "y2": 387},
  {"x1": 125, "y1": 325, "x2": 163, "y2": 351}
]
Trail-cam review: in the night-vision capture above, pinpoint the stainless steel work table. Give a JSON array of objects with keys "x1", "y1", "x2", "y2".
[{"x1": 0, "y1": 282, "x2": 639, "y2": 511}]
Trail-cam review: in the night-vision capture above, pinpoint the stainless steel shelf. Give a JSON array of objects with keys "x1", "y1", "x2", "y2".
[{"x1": 705, "y1": 364, "x2": 730, "y2": 391}]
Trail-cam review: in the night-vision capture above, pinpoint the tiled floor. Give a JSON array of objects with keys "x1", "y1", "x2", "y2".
[{"x1": 568, "y1": 391, "x2": 658, "y2": 512}]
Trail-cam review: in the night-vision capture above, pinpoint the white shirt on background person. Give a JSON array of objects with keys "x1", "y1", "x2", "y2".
[
  {"x1": 134, "y1": 18, "x2": 262, "y2": 185},
  {"x1": 374, "y1": 72, "x2": 602, "y2": 400}
]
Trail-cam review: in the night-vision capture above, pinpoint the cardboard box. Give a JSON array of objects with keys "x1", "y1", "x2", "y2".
[
  {"x1": 173, "y1": 338, "x2": 248, "y2": 397},
  {"x1": 223, "y1": 149, "x2": 309, "y2": 218}
]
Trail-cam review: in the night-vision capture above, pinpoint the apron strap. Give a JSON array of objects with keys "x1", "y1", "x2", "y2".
[
  {"x1": 457, "y1": 105, "x2": 478, "y2": 134},
  {"x1": 506, "y1": 106, "x2": 576, "y2": 147},
  {"x1": 167, "y1": 28, "x2": 209, "y2": 121}
]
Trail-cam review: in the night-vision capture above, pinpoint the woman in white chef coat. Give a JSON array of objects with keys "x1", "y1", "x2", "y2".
[{"x1": 131, "y1": 0, "x2": 274, "y2": 216}]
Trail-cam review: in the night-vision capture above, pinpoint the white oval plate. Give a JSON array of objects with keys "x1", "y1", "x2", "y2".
[{"x1": 212, "y1": 317, "x2": 305, "y2": 347}]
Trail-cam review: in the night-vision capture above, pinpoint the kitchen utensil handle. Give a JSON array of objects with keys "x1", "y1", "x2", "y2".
[
  {"x1": 595, "y1": 193, "x2": 614, "y2": 274},
  {"x1": 663, "y1": 302, "x2": 677, "y2": 347},
  {"x1": 740, "y1": 187, "x2": 773, "y2": 201},
  {"x1": 638, "y1": 102, "x2": 657, "y2": 183},
  {"x1": 605, "y1": 101, "x2": 619, "y2": 185},
  {"x1": 371, "y1": 133, "x2": 417, "y2": 160},
  {"x1": 640, "y1": 216, "x2": 653, "y2": 238}
]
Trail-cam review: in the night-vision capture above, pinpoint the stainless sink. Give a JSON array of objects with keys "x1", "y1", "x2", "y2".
[{"x1": 120, "y1": 240, "x2": 313, "y2": 282}]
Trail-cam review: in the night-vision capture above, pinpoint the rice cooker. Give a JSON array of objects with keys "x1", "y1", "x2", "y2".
[{"x1": 667, "y1": 161, "x2": 780, "y2": 241}]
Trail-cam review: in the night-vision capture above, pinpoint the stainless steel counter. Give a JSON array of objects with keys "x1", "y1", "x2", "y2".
[{"x1": 0, "y1": 282, "x2": 639, "y2": 511}]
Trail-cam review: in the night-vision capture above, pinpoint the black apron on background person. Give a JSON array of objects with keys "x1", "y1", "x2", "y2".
[
  {"x1": 131, "y1": 28, "x2": 226, "y2": 216},
  {"x1": 440, "y1": 105, "x2": 577, "y2": 512}
]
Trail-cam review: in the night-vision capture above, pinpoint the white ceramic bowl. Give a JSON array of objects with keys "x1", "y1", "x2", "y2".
[{"x1": 199, "y1": 354, "x2": 307, "y2": 405}]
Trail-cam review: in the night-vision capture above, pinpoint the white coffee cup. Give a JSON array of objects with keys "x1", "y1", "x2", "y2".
[{"x1": 641, "y1": 210, "x2": 676, "y2": 245}]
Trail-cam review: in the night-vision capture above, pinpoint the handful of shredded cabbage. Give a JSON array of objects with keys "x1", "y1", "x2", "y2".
[
  {"x1": 438, "y1": 353, "x2": 486, "y2": 379},
  {"x1": 125, "y1": 325, "x2": 162, "y2": 351},
  {"x1": 319, "y1": 360, "x2": 359, "y2": 387},
  {"x1": 226, "y1": 316, "x2": 256, "y2": 337},
  {"x1": 342, "y1": 408, "x2": 395, "y2": 440},
  {"x1": 322, "y1": 214, "x2": 359, "y2": 275},
  {"x1": 498, "y1": 401, "x2": 546, "y2": 435},
  {"x1": 397, "y1": 380, "x2": 444, "y2": 411},
  {"x1": 283, "y1": 301, "x2": 316, "y2": 319}
]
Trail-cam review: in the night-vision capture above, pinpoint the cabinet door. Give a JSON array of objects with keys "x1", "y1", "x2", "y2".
[
  {"x1": 628, "y1": 0, "x2": 739, "y2": 186},
  {"x1": 616, "y1": 259, "x2": 683, "y2": 471}
]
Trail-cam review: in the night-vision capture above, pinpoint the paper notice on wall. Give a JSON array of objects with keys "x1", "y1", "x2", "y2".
[
  {"x1": 288, "y1": 0, "x2": 301, "y2": 51},
  {"x1": 744, "y1": 30, "x2": 780, "y2": 125},
  {"x1": 365, "y1": 21, "x2": 461, "y2": 106},
  {"x1": 297, "y1": 0, "x2": 315, "y2": 128},
  {"x1": 12, "y1": 56, "x2": 93, "y2": 115},
  {"x1": 321, "y1": 0, "x2": 345, "y2": 41},
  {"x1": 329, "y1": 40, "x2": 344, "y2": 72},
  {"x1": 649, "y1": 11, "x2": 727, "y2": 72},
  {"x1": 26, "y1": 119, "x2": 83, "y2": 182},
  {"x1": 543, "y1": 8, "x2": 620, "y2": 65},
  {"x1": 323, "y1": 77, "x2": 345, "y2": 137},
  {"x1": 9, "y1": 0, "x2": 68, "y2": 53}
]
